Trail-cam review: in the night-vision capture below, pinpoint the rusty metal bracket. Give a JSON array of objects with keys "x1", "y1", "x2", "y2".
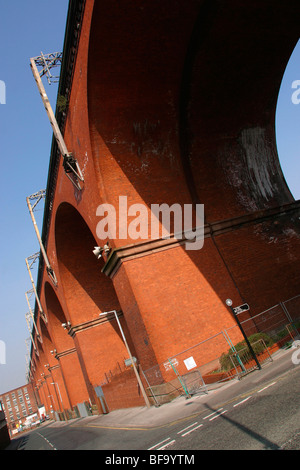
[
  {"x1": 30, "y1": 52, "x2": 84, "y2": 190},
  {"x1": 26, "y1": 191, "x2": 57, "y2": 287}
]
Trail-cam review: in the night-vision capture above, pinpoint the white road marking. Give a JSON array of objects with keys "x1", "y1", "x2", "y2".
[
  {"x1": 257, "y1": 381, "x2": 277, "y2": 393},
  {"x1": 203, "y1": 408, "x2": 224, "y2": 420},
  {"x1": 148, "y1": 437, "x2": 172, "y2": 450},
  {"x1": 157, "y1": 439, "x2": 176, "y2": 450},
  {"x1": 233, "y1": 396, "x2": 252, "y2": 407},
  {"x1": 181, "y1": 424, "x2": 203, "y2": 437},
  {"x1": 209, "y1": 410, "x2": 228, "y2": 421},
  {"x1": 37, "y1": 432, "x2": 57, "y2": 450},
  {"x1": 148, "y1": 380, "x2": 279, "y2": 452},
  {"x1": 177, "y1": 422, "x2": 198, "y2": 434}
]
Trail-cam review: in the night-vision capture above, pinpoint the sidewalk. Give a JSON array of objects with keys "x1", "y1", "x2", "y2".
[
  {"x1": 63, "y1": 382, "x2": 235, "y2": 430},
  {"x1": 46, "y1": 347, "x2": 297, "y2": 431}
]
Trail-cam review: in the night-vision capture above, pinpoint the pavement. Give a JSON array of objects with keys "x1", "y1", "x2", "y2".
[{"x1": 42, "y1": 346, "x2": 298, "y2": 432}]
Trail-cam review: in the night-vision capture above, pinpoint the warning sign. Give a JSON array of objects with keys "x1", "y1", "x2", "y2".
[{"x1": 184, "y1": 356, "x2": 197, "y2": 371}]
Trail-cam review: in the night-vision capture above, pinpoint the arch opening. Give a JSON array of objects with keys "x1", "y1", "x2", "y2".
[
  {"x1": 275, "y1": 39, "x2": 300, "y2": 202},
  {"x1": 55, "y1": 202, "x2": 121, "y2": 326},
  {"x1": 44, "y1": 282, "x2": 74, "y2": 352}
]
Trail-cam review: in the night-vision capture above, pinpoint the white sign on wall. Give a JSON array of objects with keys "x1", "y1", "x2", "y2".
[{"x1": 184, "y1": 356, "x2": 197, "y2": 371}]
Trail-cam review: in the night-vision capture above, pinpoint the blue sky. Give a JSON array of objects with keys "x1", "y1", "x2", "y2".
[
  {"x1": 0, "y1": 0, "x2": 69, "y2": 394},
  {"x1": 276, "y1": 39, "x2": 300, "y2": 199},
  {"x1": 0, "y1": 2, "x2": 299, "y2": 394}
]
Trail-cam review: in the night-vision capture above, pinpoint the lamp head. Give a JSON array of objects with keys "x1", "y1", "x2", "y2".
[{"x1": 93, "y1": 246, "x2": 103, "y2": 259}]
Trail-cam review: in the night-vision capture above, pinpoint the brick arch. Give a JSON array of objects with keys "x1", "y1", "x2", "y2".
[
  {"x1": 86, "y1": 0, "x2": 300, "y2": 301},
  {"x1": 27, "y1": 2, "x2": 300, "y2": 412},
  {"x1": 178, "y1": 1, "x2": 298, "y2": 222},
  {"x1": 44, "y1": 280, "x2": 93, "y2": 410},
  {"x1": 38, "y1": 302, "x2": 73, "y2": 413},
  {"x1": 44, "y1": 282, "x2": 73, "y2": 353},
  {"x1": 87, "y1": 0, "x2": 195, "y2": 246},
  {"x1": 39, "y1": 321, "x2": 56, "y2": 366},
  {"x1": 34, "y1": 352, "x2": 54, "y2": 416},
  {"x1": 87, "y1": 0, "x2": 299, "y2": 225},
  {"x1": 54, "y1": 202, "x2": 121, "y2": 325}
]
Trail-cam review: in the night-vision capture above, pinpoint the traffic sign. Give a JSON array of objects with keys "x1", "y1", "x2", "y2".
[{"x1": 233, "y1": 303, "x2": 250, "y2": 314}]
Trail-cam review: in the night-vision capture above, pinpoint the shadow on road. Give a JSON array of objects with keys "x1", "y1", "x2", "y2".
[{"x1": 203, "y1": 404, "x2": 280, "y2": 450}]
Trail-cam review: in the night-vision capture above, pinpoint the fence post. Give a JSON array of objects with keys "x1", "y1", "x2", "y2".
[
  {"x1": 168, "y1": 359, "x2": 191, "y2": 399},
  {"x1": 280, "y1": 302, "x2": 293, "y2": 323},
  {"x1": 141, "y1": 370, "x2": 160, "y2": 407},
  {"x1": 222, "y1": 330, "x2": 246, "y2": 373}
]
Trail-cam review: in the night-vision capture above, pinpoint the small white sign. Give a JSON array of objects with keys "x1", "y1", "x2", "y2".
[{"x1": 184, "y1": 356, "x2": 197, "y2": 371}]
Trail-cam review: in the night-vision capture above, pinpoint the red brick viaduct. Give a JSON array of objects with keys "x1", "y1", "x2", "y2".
[{"x1": 29, "y1": 0, "x2": 300, "y2": 417}]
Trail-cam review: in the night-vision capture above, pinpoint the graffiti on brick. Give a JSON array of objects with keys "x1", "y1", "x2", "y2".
[{"x1": 163, "y1": 358, "x2": 179, "y2": 371}]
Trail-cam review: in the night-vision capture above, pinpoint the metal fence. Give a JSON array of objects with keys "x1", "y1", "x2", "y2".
[
  {"x1": 142, "y1": 294, "x2": 300, "y2": 406},
  {"x1": 228, "y1": 339, "x2": 273, "y2": 378},
  {"x1": 229, "y1": 295, "x2": 300, "y2": 343}
]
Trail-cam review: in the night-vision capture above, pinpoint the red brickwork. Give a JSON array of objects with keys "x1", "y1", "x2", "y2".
[
  {"x1": 0, "y1": 383, "x2": 40, "y2": 432},
  {"x1": 101, "y1": 368, "x2": 146, "y2": 412},
  {"x1": 29, "y1": 0, "x2": 300, "y2": 418}
]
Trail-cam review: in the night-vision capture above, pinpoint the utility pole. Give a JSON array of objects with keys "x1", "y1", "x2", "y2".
[
  {"x1": 30, "y1": 52, "x2": 84, "y2": 191},
  {"x1": 26, "y1": 191, "x2": 57, "y2": 287},
  {"x1": 225, "y1": 299, "x2": 261, "y2": 370},
  {"x1": 25, "y1": 254, "x2": 47, "y2": 322}
]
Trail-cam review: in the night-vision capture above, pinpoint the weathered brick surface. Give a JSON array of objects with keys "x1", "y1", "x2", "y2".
[
  {"x1": 101, "y1": 368, "x2": 146, "y2": 412},
  {"x1": 30, "y1": 0, "x2": 300, "y2": 416},
  {"x1": 216, "y1": 214, "x2": 300, "y2": 314}
]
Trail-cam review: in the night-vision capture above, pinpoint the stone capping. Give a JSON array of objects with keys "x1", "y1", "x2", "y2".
[
  {"x1": 102, "y1": 200, "x2": 300, "y2": 278},
  {"x1": 67, "y1": 310, "x2": 123, "y2": 338},
  {"x1": 48, "y1": 364, "x2": 60, "y2": 372},
  {"x1": 55, "y1": 348, "x2": 77, "y2": 360}
]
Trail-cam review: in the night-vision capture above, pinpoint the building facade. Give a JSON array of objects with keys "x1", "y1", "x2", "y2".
[
  {"x1": 0, "y1": 400, "x2": 10, "y2": 449},
  {"x1": 26, "y1": 0, "x2": 300, "y2": 419},
  {"x1": 0, "y1": 383, "x2": 41, "y2": 434}
]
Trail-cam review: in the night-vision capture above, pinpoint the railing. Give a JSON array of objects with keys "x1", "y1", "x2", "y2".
[{"x1": 142, "y1": 294, "x2": 300, "y2": 405}]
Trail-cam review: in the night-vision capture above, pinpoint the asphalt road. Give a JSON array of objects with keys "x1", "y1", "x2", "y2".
[
  {"x1": 164, "y1": 366, "x2": 300, "y2": 450},
  {"x1": 5, "y1": 350, "x2": 300, "y2": 452}
]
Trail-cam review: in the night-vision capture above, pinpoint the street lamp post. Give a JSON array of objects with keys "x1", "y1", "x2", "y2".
[
  {"x1": 51, "y1": 382, "x2": 67, "y2": 421},
  {"x1": 100, "y1": 310, "x2": 151, "y2": 408},
  {"x1": 225, "y1": 299, "x2": 261, "y2": 370}
]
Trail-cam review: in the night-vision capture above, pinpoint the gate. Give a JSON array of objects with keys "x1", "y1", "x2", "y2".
[
  {"x1": 142, "y1": 294, "x2": 300, "y2": 406},
  {"x1": 228, "y1": 339, "x2": 273, "y2": 379},
  {"x1": 181, "y1": 368, "x2": 208, "y2": 396}
]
